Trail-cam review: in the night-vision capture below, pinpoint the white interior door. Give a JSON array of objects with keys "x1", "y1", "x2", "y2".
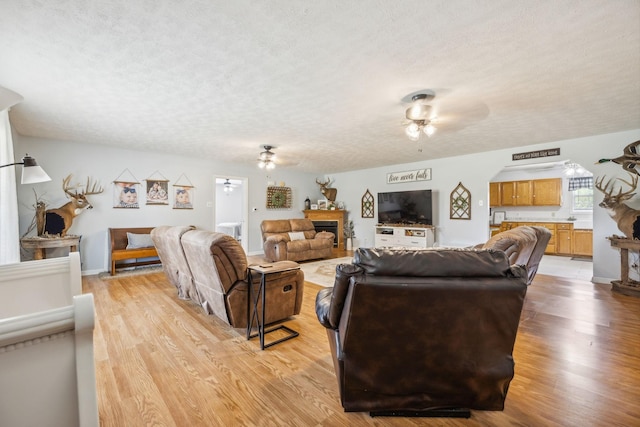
[{"x1": 213, "y1": 176, "x2": 249, "y2": 253}]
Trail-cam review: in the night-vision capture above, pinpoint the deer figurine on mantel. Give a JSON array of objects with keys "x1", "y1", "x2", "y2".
[
  {"x1": 595, "y1": 173, "x2": 640, "y2": 240},
  {"x1": 316, "y1": 177, "x2": 338, "y2": 203},
  {"x1": 36, "y1": 174, "x2": 104, "y2": 237}
]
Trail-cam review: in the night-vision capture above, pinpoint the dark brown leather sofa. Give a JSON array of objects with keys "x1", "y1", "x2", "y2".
[{"x1": 315, "y1": 246, "x2": 532, "y2": 415}]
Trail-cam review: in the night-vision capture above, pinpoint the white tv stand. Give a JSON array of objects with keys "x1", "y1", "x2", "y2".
[{"x1": 374, "y1": 224, "x2": 436, "y2": 248}]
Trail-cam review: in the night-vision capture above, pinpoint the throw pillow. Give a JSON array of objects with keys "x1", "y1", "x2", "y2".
[
  {"x1": 288, "y1": 231, "x2": 306, "y2": 241},
  {"x1": 127, "y1": 232, "x2": 154, "y2": 249}
]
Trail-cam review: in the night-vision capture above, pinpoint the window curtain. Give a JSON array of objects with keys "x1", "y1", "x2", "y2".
[
  {"x1": 0, "y1": 108, "x2": 20, "y2": 265},
  {"x1": 568, "y1": 176, "x2": 593, "y2": 191}
]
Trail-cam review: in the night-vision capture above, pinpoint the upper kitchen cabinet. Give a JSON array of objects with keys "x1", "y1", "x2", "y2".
[
  {"x1": 491, "y1": 178, "x2": 561, "y2": 207},
  {"x1": 489, "y1": 182, "x2": 501, "y2": 207},
  {"x1": 500, "y1": 180, "x2": 532, "y2": 206},
  {"x1": 532, "y1": 178, "x2": 562, "y2": 206}
]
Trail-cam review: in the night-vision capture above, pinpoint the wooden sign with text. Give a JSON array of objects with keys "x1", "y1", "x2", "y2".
[
  {"x1": 512, "y1": 148, "x2": 560, "y2": 161},
  {"x1": 387, "y1": 168, "x2": 431, "y2": 184}
]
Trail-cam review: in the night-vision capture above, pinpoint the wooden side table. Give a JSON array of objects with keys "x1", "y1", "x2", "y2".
[
  {"x1": 246, "y1": 261, "x2": 300, "y2": 349},
  {"x1": 609, "y1": 237, "x2": 640, "y2": 297},
  {"x1": 20, "y1": 235, "x2": 81, "y2": 260}
]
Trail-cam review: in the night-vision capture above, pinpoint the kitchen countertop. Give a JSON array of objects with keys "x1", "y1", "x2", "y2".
[{"x1": 492, "y1": 219, "x2": 593, "y2": 229}]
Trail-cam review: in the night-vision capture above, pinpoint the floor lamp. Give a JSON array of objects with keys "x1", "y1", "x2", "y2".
[{"x1": 0, "y1": 154, "x2": 51, "y2": 184}]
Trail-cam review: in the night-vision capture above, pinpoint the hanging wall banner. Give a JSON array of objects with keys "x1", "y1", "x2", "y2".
[
  {"x1": 512, "y1": 148, "x2": 560, "y2": 161},
  {"x1": 386, "y1": 168, "x2": 431, "y2": 184}
]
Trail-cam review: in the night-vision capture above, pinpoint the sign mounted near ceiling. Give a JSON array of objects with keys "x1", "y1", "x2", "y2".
[
  {"x1": 512, "y1": 148, "x2": 560, "y2": 161},
  {"x1": 387, "y1": 168, "x2": 431, "y2": 184}
]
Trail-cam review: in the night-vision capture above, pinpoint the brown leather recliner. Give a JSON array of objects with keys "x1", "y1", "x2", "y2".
[
  {"x1": 151, "y1": 225, "x2": 199, "y2": 301},
  {"x1": 315, "y1": 247, "x2": 530, "y2": 415},
  {"x1": 152, "y1": 226, "x2": 304, "y2": 328},
  {"x1": 480, "y1": 225, "x2": 551, "y2": 285},
  {"x1": 261, "y1": 218, "x2": 334, "y2": 262}
]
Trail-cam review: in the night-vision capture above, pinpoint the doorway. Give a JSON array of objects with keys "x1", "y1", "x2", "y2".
[
  {"x1": 488, "y1": 160, "x2": 593, "y2": 280},
  {"x1": 214, "y1": 176, "x2": 249, "y2": 253}
]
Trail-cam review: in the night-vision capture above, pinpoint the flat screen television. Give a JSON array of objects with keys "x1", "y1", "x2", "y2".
[{"x1": 377, "y1": 189, "x2": 433, "y2": 225}]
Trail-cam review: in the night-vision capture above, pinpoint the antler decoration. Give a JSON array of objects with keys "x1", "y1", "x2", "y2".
[
  {"x1": 595, "y1": 172, "x2": 640, "y2": 239},
  {"x1": 38, "y1": 174, "x2": 104, "y2": 237}
]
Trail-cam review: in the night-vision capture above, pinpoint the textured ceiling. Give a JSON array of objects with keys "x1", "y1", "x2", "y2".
[{"x1": 1, "y1": 0, "x2": 639, "y2": 173}]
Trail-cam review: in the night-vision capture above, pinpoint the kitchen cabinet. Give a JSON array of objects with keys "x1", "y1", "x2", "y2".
[
  {"x1": 532, "y1": 178, "x2": 562, "y2": 206},
  {"x1": 500, "y1": 181, "x2": 532, "y2": 206},
  {"x1": 489, "y1": 182, "x2": 501, "y2": 207},
  {"x1": 573, "y1": 229, "x2": 593, "y2": 257},
  {"x1": 491, "y1": 178, "x2": 561, "y2": 207},
  {"x1": 556, "y1": 223, "x2": 573, "y2": 255},
  {"x1": 497, "y1": 221, "x2": 592, "y2": 256},
  {"x1": 532, "y1": 222, "x2": 557, "y2": 254}
]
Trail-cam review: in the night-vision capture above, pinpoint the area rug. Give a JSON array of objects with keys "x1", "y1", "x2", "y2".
[
  {"x1": 299, "y1": 256, "x2": 353, "y2": 287},
  {"x1": 98, "y1": 265, "x2": 163, "y2": 279}
]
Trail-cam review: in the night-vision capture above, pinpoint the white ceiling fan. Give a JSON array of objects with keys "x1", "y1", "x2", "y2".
[{"x1": 399, "y1": 89, "x2": 491, "y2": 141}]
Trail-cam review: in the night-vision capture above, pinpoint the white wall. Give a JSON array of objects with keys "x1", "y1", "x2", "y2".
[
  {"x1": 14, "y1": 136, "x2": 320, "y2": 274},
  {"x1": 14, "y1": 129, "x2": 640, "y2": 282},
  {"x1": 329, "y1": 129, "x2": 640, "y2": 284}
]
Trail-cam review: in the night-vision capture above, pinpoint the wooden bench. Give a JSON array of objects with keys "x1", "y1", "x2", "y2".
[{"x1": 109, "y1": 227, "x2": 160, "y2": 275}]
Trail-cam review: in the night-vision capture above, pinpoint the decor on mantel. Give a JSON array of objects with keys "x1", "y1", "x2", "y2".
[
  {"x1": 257, "y1": 145, "x2": 276, "y2": 170},
  {"x1": 450, "y1": 181, "x2": 471, "y2": 220},
  {"x1": 403, "y1": 92, "x2": 437, "y2": 141},
  {"x1": 113, "y1": 168, "x2": 140, "y2": 209},
  {"x1": 145, "y1": 171, "x2": 169, "y2": 205},
  {"x1": 316, "y1": 178, "x2": 337, "y2": 202},
  {"x1": 361, "y1": 189, "x2": 374, "y2": 218},
  {"x1": 266, "y1": 186, "x2": 291, "y2": 209},
  {"x1": 173, "y1": 173, "x2": 194, "y2": 209}
]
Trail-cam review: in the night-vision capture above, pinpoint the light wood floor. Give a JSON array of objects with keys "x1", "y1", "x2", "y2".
[{"x1": 84, "y1": 252, "x2": 640, "y2": 426}]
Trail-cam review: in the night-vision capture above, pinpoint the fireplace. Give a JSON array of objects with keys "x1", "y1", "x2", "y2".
[
  {"x1": 311, "y1": 220, "x2": 339, "y2": 248},
  {"x1": 304, "y1": 209, "x2": 347, "y2": 250}
]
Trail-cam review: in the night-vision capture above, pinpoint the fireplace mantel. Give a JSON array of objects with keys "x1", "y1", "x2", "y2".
[{"x1": 303, "y1": 209, "x2": 347, "y2": 250}]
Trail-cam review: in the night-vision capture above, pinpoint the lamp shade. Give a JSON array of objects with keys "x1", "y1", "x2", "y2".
[{"x1": 0, "y1": 155, "x2": 52, "y2": 184}]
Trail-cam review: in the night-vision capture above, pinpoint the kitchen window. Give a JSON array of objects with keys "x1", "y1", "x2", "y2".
[{"x1": 572, "y1": 187, "x2": 593, "y2": 212}]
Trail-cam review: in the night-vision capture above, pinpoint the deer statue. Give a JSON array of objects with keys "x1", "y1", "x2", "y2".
[
  {"x1": 316, "y1": 178, "x2": 338, "y2": 202},
  {"x1": 595, "y1": 173, "x2": 640, "y2": 239},
  {"x1": 38, "y1": 174, "x2": 104, "y2": 237}
]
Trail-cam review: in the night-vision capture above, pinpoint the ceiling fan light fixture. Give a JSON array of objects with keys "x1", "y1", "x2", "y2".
[
  {"x1": 403, "y1": 92, "x2": 437, "y2": 142},
  {"x1": 223, "y1": 179, "x2": 233, "y2": 192},
  {"x1": 424, "y1": 123, "x2": 436, "y2": 137},
  {"x1": 257, "y1": 145, "x2": 276, "y2": 169},
  {"x1": 405, "y1": 123, "x2": 421, "y2": 141}
]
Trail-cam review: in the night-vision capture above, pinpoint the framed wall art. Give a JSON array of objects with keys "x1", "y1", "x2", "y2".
[
  {"x1": 450, "y1": 181, "x2": 471, "y2": 220},
  {"x1": 112, "y1": 168, "x2": 140, "y2": 209},
  {"x1": 266, "y1": 186, "x2": 292, "y2": 209},
  {"x1": 173, "y1": 173, "x2": 195, "y2": 209},
  {"x1": 361, "y1": 189, "x2": 374, "y2": 218}
]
